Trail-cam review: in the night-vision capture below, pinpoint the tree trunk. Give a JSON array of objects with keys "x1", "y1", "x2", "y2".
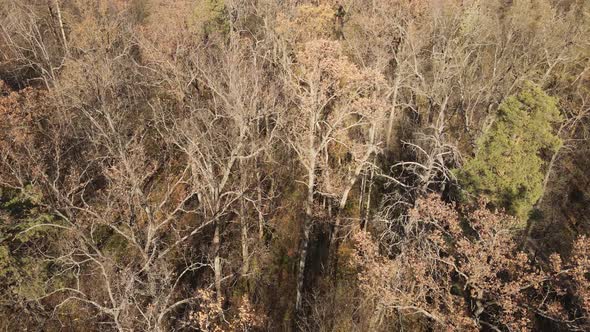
[
  {"x1": 257, "y1": 171, "x2": 265, "y2": 241},
  {"x1": 539, "y1": 146, "x2": 562, "y2": 206},
  {"x1": 295, "y1": 218, "x2": 311, "y2": 313},
  {"x1": 524, "y1": 146, "x2": 562, "y2": 248},
  {"x1": 295, "y1": 158, "x2": 316, "y2": 312},
  {"x1": 362, "y1": 161, "x2": 375, "y2": 230},
  {"x1": 240, "y1": 197, "x2": 249, "y2": 275},
  {"x1": 386, "y1": 77, "x2": 400, "y2": 149},
  {"x1": 330, "y1": 126, "x2": 376, "y2": 276},
  {"x1": 213, "y1": 221, "x2": 222, "y2": 307},
  {"x1": 52, "y1": 0, "x2": 69, "y2": 57}
]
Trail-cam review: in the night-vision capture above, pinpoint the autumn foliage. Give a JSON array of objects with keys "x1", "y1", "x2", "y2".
[{"x1": 0, "y1": 0, "x2": 589, "y2": 331}]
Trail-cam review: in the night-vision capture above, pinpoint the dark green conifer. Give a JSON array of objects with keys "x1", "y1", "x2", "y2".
[{"x1": 459, "y1": 82, "x2": 562, "y2": 223}]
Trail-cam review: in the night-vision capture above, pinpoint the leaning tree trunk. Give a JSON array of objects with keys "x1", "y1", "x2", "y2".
[
  {"x1": 328, "y1": 189, "x2": 351, "y2": 279},
  {"x1": 50, "y1": 0, "x2": 69, "y2": 57},
  {"x1": 523, "y1": 144, "x2": 563, "y2": 250},
  {"x1": 329, "y1": 125, "x2": 376, "y2": 277}
]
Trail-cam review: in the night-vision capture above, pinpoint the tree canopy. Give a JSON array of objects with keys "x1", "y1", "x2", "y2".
[{"x1": 0, "y1": 0, "x2": 589, "y2": 331}]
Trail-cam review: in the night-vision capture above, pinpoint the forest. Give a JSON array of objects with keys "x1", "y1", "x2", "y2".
[{"x1": 0, "y1": 0, "x2": 589, "y2": 331}]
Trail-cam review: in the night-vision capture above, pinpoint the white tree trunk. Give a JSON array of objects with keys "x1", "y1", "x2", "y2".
[
  {"x1": 240, "y1": 197, "x2": 249, "y2": 275},
  {"x1": 295, "y1": 157, "x2": 315, "y2": 312},
  {"x1": 386, "y1": 77, "x2": 400, "y2": 148},
  {"x1": 53, "y1": 0, "x2": 69, "y2": 56},
  {"x1": 213, "y1": 221, "x2": 222, "y2": 307}
]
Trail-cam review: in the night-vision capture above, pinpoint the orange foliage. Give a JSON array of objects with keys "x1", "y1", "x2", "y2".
[{"x1": 352, "y1": 194, "x2": 590, "y2": 330}]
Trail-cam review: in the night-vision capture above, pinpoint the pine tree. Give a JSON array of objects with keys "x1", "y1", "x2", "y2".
[{"x1": 458, "y1": 82, "x2": 562, "y2": 223}]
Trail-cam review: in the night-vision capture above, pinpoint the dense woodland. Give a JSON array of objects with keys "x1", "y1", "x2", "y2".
[{"x1": 0, "y1": 0, "x2": 589, "y2": 331}]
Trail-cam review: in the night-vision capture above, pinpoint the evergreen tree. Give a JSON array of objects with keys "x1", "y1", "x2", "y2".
[{"x1": 458, "y1": 82, "x2": 562, "y2": 223}]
